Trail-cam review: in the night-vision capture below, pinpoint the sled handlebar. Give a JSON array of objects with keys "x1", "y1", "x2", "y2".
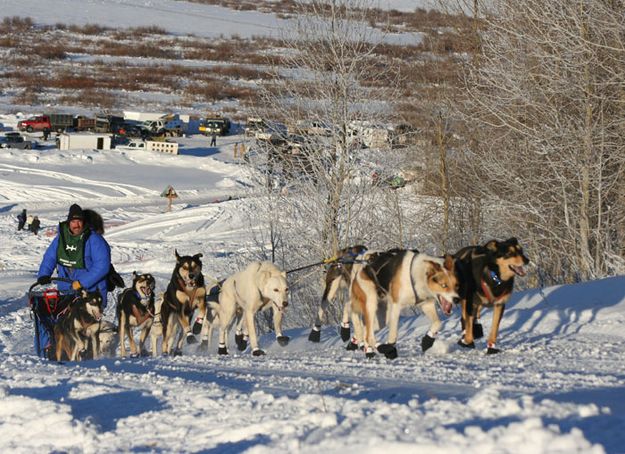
[{"x1": 28, "y1": 277, "x2": 74, "y2": 295}]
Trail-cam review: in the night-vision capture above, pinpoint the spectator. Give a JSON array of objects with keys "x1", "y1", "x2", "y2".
[
  {"x1": 210, "y1": 132, "x2": 217, "y2": 147},
  {"x1": 30, "y1": 216, "x2": 41, "y2": 235},
  {"x1": 42, "y1": 127, "x2": 51, "y2": 141},
  {"x1": 17, "y1": 209, "x2": 27, "y2": 231}
]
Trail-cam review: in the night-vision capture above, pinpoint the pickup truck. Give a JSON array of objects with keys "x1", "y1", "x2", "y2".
[
  {"x1": 199, "y1": 117, "x2": 231, "y2": 136},
  {"x1": 17, "y1": 114, "x2": 74, "y2": 133},
  {"x1": 141, "y1": 115, "x2": 186, "y2": 137},
  {"x1": 0, "y1": 132, "x2": 37, "y2": 149}
]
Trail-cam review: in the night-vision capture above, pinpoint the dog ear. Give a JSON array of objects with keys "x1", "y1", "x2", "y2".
[
  {"x1": 80, "y1": 288, "x2": 88, "y2": 299},
  {"x1": 425, "y1": 260, "x2": 443, "y2": 278},
  {"x1": 485, "y1": 240, "x2": 499, "y2": 252},
  {"x1": 443, "y1": 254, "x2": 455, "y2": 271},
  {"x1": 132, "y1": 271, "x2": 138, "y2": 279},
  {"x1": 507, "y1": 237, "x2": 519, "y2": 246},
  {"x1": 281, "y1": 271, "x2": 287, "y2": 279}
]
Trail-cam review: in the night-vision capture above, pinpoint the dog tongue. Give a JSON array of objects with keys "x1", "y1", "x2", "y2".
[
  {"x1": 439, "y1": 296, "x2": 452, "y2": 315},
  {"x1": 512, "y1": 265, "x2": 527, "y2": 276}
]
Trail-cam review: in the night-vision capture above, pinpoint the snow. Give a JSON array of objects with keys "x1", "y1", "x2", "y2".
[
  {"x1": 0, "y1": 123, "x2": 622, "y2": 453},
  {"x1": 0, "y1": 2, "x2": 623, "y2": 451}
]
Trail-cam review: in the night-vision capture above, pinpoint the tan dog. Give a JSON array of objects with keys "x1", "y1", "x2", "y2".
[
  {"x1": 209, "y1": 261, "x2": 289, "y2": 356},
  {"x1": 350, "y1": 249, "x2": 459, "y2": 359},
  {"x1": 54, "y1": 289, "x2": 103, "y2": 361}
]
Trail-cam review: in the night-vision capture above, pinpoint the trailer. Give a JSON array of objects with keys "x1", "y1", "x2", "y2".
[{"x1": 58, "y1": 132, "x2": 113, "y2": 150}]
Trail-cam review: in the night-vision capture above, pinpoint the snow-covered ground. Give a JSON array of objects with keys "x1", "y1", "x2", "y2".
[{"x1": 0, "y1": 124, "x2": 623, "y2": 453}]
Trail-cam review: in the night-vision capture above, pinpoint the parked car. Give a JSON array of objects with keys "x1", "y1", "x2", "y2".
[
  {"x1": 0, "y1": 132, "x2": 37, "y2": 149},
  {"x1": 17, "y1": 114, "x2": 74, "y2": 133}
]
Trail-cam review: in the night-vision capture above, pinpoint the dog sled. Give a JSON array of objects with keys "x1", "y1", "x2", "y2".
[{"x1": 28, "y1": 278, "x2": 117, "y2": 361}]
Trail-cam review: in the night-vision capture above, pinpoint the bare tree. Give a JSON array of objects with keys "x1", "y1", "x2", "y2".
[{"x1": 453, "y1": 0, "x2": 625, "y2": 282}]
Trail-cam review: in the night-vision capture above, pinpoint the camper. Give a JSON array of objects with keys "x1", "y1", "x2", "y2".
[{"x1": 58, "y1": 133, "x2": 113, "y2": 151}]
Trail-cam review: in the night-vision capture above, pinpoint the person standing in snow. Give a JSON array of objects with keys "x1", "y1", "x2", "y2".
[
  {"x1": 30, "y1": 216, "x2": 41, "y2": 235},
  {"x1": 17, "y1": 208, "x2": 27, "y2": 231},
  {"x1": 210, "y1": 131, "x2": 217, "y2": 147},
  {"x1": 37, "y1": 203, "x2": 111, "y2": 308}
]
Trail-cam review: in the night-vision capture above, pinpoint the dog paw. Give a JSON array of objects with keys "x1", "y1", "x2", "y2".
[
  {"x1": 308, "y1": 327, "x2": 321, "y2": 343},
  {"x1": 235, "y1": 333, "x2": 248, "y2": 351},
  {"x1": 186, "y1": 333, "x2": 197, "y2": 344},
  {"x1": 365, "y1": 347, "x2": 376, "y2": 359},
  {"x1": 276, "y1": 335, "x2": 290, "y2": 346},
  {"x1": 140, "y1": 349, "x2": 150, "y2": 357},
  {"x1": 377, "y1": 343, "x2": 398, "y2": 359},
  {"x1": 473, "y1": 322, "x2": 484, "y2": 339},
  {"x1": 130, "y1": 352, "x2": 139, "y2": 358},
  {"x1": 252, "y1": 349, "x2": 266, "y2": 356},
  {"x1": 486, "y1": 344, "x2": 501, "y2": 355},
  {"x1": 339, "y1": 325, "x2": 351, "y2": 342},
  {"x1": 192, "y1": 319, "x2": 203, "y2": 335},
  {"x1": 421, "y1": 334, "x2": 435, "y2": 352},
  {"x1": 218, "y1": 345, "x2": 228, "y2": 355},
  {"x1": 173, "y1": 348, "x2": 183, "y2": 357},
  {"x1": 457, "y1": 339, "x2": 476, "y2": 349}
]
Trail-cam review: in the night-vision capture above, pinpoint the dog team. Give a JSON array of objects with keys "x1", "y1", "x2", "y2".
[{"x1": 48, "y1": 236, "x2": 529, "y2": 362}]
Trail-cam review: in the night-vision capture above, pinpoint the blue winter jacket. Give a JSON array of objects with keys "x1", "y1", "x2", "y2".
[{"x1": 38, "y1": 226, "x2": 111, "y2": 307}]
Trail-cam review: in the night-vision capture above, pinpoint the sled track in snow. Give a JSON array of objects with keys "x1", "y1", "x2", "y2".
[{"x1": 0, "y1": 163, "x2": 155, "y2": 199}]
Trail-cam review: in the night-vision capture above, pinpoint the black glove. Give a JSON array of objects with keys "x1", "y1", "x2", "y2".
[{"x1": 37, "y1": 275, "x2": 51, "y2": 285}]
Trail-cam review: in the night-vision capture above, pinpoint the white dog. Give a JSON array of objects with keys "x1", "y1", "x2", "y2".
[{"x1": 208, "y1": 261, "x2": 289, "y2": 356}]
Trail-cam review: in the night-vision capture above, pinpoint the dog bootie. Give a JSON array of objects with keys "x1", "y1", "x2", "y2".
[
  {"x1": 339, "y1": 323, "x2": 351, "y2": 342},
  {"x1": 346, "y1": 338, "x2": 359, "y2": 351},
  {"x1": 192, "y1": 318, "x2": 203, "y2": 335},
  {"x1": 377, "y1": 343, "x2": 398, "y2": 359},
  {"x1": 252, "y1": 348, "x2": 266, "y2": 356},
  {"x1": 140, "y1": 349, "x2": 150, "y2": 357},
  {"x1": 308, "y1": 326, "x2": 321, "y2": 343},
  {"x1": 173, "y1": 348, "x2": 183, "y2": 356},
  {"x1": 486, "y1": 342, "x2": 501, "y2": 355},
  {"x1": 276, "y1": 335, "x2": 290, "y2": 347},
  {"x1": 365, "y1": 346, "x2": 376, "y2": 359},
  {"x1": 186, "y1": 333, "x2": 197, "y2": 344},
  {"x1": 235, "y1": 333, "x2": 248, "y2": 351},
  {"x1": 473, "y1": 322, "x2": 484, "y2": 339},
  {"x1": 218, "y1": 343, "x2": 228, "y2": 355},
  {"x1": 421, "y1": 334, "x2": 436, "y2": 352},
  {"x1": 457, "y1": 338, "x2": 476, "y2": 349}
]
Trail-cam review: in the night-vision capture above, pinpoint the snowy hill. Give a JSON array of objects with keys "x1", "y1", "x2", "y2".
[{"x1": 0, "y1": 134, "x2": 623, "y2": 453}]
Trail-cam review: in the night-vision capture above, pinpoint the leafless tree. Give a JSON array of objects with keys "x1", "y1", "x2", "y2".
[{"x1": 450, "y1": 0, "x2": 625, "y2": 282}]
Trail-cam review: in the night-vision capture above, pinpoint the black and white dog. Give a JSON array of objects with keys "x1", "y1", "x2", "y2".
[
  {"x1": 116, "y1": 272, "x2": 156, "y2": 357},
  {"x1": 54, "y1": 289, "x2": 104, "y2": 361}
]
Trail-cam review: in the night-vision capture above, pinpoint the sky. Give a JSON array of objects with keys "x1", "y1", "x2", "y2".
[{"x1": 0, "y1": 2, "x2": 624, "y2": 452}]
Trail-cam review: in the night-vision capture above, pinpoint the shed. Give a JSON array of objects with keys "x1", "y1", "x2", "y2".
[{"x1": 58, "y1": 133, "x2": 113, "y2": 151}]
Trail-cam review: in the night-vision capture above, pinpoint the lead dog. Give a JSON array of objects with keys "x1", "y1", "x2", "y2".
[
  {"x1": 209, "y1": 261, "x2": 289, "y2": 356},
  {"x1": 116, "y1": 272, "x2": 156, "y2": 357},
  {"x1": 454, "y1": 237, "x2": 529, "y2": 354},
  {"x1": 161, "y1": 250, "x2": 206, "y2": 356},
  {"x1": 308, "y1": 245, "x2": 368, "y2": 343},
  {"x1": 350, "y1": 249, "x2": 459, "y2": 359},
  {"x1": 54, "y1": 289, "x2": 104, "y2": 361}
]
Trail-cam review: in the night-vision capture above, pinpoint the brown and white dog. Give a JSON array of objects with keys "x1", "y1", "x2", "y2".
[
  {"x1": 209, "y1": 261, "x2": 289, "y2": 356},
  {"x1": 160, "y1": 250, "x2": 206, "y2": 356},
  {"x1": 54, "y1": 289, "x2": 104, "y2": 361},
  {"x1": 308, "y1": 245, "x2": 368, "y2": 343},
  {"x1": 350, "y1": 249, "x2": 459, "y2": 359},
  {"x1": 454, "y1": 237, "x2": 530, "y2": 354},
  {"x1": 116, "y1": 272, "x2": 156, "y2": 357}
]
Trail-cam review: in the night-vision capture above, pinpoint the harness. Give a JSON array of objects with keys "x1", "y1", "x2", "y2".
[{"x1": 479, "y1": 269, "x2": 510, "y2": 305}]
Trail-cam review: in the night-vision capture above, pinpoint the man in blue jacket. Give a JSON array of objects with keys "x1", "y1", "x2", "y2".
[{"x1": 37, "y1": 203, "x2": 111, "y2": 308}]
